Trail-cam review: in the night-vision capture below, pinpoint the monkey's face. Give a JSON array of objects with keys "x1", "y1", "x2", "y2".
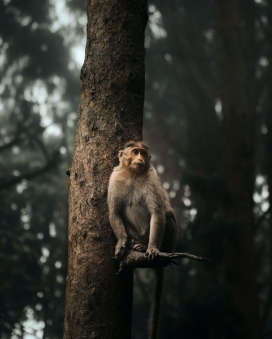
[{"x1": 119, "y1": 147, "x2": 150, "y2": 174}]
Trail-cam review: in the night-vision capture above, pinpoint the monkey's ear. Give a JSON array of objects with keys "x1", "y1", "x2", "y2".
[
  {"x1": 118, "y1": 150, "x2": 124, "y2": 160},
  {"x1": 149, "y1": 155, "x2": 151, "y2": 160}
]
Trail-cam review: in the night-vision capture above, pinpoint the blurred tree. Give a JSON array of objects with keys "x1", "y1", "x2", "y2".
[{"x1": 214, "y1": 0, "x2": 260, "y2": 338}]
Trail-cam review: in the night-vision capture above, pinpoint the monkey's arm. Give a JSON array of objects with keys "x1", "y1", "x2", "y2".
[
  {"x1": 109, "y1": 210, "x2": 128, "y2": 258},
  {"x1": 107, "y1": 174, "x2": 129, "y2": 257},
  {"x1": 145, "y1": 175, "x2": 167, "y2": 259},
  {"x1": 147, "y1": 210, "x2": 165, "y2": 259}
]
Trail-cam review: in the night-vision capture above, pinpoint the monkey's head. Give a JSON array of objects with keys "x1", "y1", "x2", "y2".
[{"x1": 118, "y1": 141, "x2": 151, "y2": 174}]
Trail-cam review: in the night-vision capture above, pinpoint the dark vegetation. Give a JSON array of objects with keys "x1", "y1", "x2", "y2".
[{"x1": 1, "y1": 0, "x2": 272, "y2": 338}]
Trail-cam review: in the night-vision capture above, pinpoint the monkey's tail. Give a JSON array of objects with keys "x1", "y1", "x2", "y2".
[{"x1": 148, "y1": 267, "x2": 165, "y2": 339}]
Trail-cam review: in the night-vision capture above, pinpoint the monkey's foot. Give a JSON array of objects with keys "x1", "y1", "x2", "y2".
[
  {"x1": 132, "y1": 243, "x2": 147, "y2": 252},
  {"x1": 128, "y1": 240, "x2": 147, "y2": 252}
]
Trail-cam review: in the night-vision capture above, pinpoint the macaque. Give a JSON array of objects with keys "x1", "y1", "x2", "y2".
[{"x1": 107, "y1": 141, "x2": 177, "y2": 339}]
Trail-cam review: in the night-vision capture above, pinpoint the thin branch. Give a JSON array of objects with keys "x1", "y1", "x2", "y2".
[
  {"x1": 23, "y1": 122, "x2": 50, "y2": 161},
  {"x1": 26, "y1": 131, "x2": 49, "y2": 161},
  {"x1": 117, "y1": 251, "x2": 210, "y2": 274},
  {"x1": 0, "y1": 124, "x2": 49, "y2": 161},
  {"x1": 0, "y1": 135, "x2": 24, "y2": 152},
  {"x1": 0, "y1": 150, "x2": 60, "y2": 190}
]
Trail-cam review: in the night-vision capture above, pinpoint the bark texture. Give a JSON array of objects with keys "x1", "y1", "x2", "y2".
[
  {"x1": 63, "y1": 1, "x2": 147, "y2": 338},
  {"x1": 213, "y1": 0, "x2": 260, "y2": 337}
]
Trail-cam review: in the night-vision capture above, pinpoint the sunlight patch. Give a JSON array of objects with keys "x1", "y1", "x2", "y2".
[
  {"x1": 148, "y1": 5, "x2": 167, "y2": 39},
  {"x1": 24, "y1": 80, "x2": 48, "y2": 104},
  {"x1": 11, "y1": 307, "x2": 44, "y2": 339},
  {"x1": 71, "y1": 45, "x2": 85, "y2": 68},
  {"x1": 44, "y1": 124, "x2": 62, "y2": 137}
]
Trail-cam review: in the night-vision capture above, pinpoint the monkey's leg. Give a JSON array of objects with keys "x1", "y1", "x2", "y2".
[{"x1": 148, "y1": 267, "x2": 165, "y2": 339}]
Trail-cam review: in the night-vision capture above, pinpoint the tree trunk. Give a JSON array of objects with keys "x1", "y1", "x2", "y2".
[
  {"x1": 213, "y1": 0, "x2": 260, "y2": 338},
  {"x1": 63, "y1": 1, "x2": 147, "y2": 338}
]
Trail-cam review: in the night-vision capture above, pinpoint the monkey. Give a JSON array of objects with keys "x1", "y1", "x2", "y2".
[{"x1": 107, "y1": 141, "x2": 177, "y2": 339}]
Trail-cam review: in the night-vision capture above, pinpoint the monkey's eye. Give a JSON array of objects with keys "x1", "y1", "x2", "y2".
[
  {"x1": 140, "y1": 150, "x2": 147, "y2": 156},
  {"x1": 133, "y1": 149, "x2": 139, "y2": 155}
]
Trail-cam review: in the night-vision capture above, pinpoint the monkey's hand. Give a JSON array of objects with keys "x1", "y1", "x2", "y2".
[
  {"x1": 145, "y1": 246, "x2": 160, "y2": 260},
  {"x1": 115, "y1": 238, "x2": 128, "y2": 260}
]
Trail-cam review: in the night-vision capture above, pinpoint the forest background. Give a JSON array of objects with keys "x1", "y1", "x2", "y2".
[{"x1": 1, "y1": 0, "x2": 272, "y2": 338}]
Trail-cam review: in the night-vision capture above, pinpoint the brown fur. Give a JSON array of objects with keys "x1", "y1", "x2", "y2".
[{"x1": 107, "y1": 141, "x2": 177, "y2": 339}]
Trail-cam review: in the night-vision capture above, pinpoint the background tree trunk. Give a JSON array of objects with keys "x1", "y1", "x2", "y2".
[
  {"x1": 213, "y1": 0, "x2": 260, "y2": 337},
  {"x1": 63, "y1": 1, "x2": 147, "y2": 338},
  {"x1": 262, "y1": 2, "x2": 272, "y2": 328}
]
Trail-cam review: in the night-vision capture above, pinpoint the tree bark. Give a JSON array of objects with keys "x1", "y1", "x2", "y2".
[
  {"x1": 213, "y1": 0, "x2": 260, "y2": 338},
  {"x1": 63, "y1": 1, "x2": 147, "y2": 338}
]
